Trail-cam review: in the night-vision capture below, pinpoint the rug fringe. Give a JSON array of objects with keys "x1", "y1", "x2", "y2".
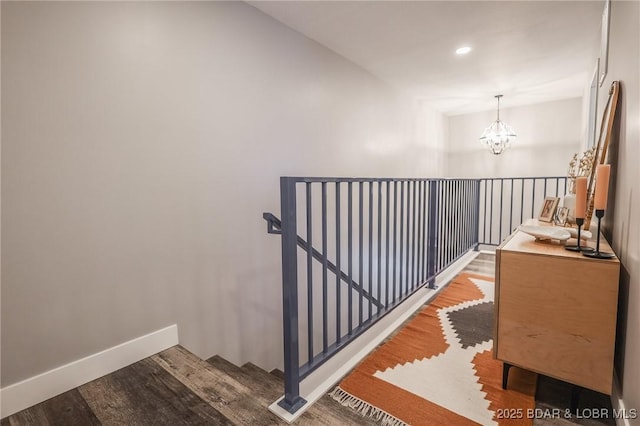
[{"x1": 329, "y1": 386, "x2": 409, "y2": 426}]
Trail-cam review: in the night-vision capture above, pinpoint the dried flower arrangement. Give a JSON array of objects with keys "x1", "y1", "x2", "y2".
[{"x1": 567, "y1": 147, "x2": 596, "y2": 193}]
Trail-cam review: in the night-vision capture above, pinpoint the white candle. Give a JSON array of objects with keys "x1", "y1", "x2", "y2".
[
  {"x1": 594, "y1": 165, "x2": 611, "y2": 210},
  {"x1": 575, "y1": 177, "x2": 587, "y2": 219}
]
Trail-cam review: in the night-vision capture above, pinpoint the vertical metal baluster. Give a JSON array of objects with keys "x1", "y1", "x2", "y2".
[
  {"x1": 455, "y1": 181, "x2": 460, "y2": 258},
  {"x1": 368, "y1": 182, "x2": 373, "y2": 320},
  {"x1": 305, "y1": 183, "x2": 313, "y2": 364},
  {"x1": 358, "y1": 182, "x2": 364, "y2": 327},
  {"x1": 452, "y1": 181, "x2": 457, "y2": 259},
  {"x1": 321, "y1": 182, "x2": 328, "y2": 353},
  {"x1": 489, "y1": 180, "x2": 494, "y2": 245},
  {"x1": 452, "y1": 181, "x2": 456, "y2": 262},
  {"x1": 417, "y1": 181, "x2": 423, "y2": 285},
  {"x1": 393, "y1": 181, "x2": 398, "y2": 303},
  {"x1": 347, "y1": 182, "x2": 353, "y2": 336},
  {"x1": 448, "y1": 180, "x2": 455, "y2": 262},
  {"x1": 405, "y1": 181, "x2": 410, "y2": 294},
  {"x1": 412, "y1": 180, "x2": 417, "y2": 289},
  {"x1": 460, "y1": 181, "x2": 465, "y2": 251},
  {"x1": 459, "y1": 181, "x2": 464, "y2": 256},
  {"x1": 499, "y1": 179, "x2": 504, "y2": 243},
  {"x1": 469, "y1": 180, "x2": 474, "y2": 249},
  {"x1": 544, "y1": 178, "x2": 548, "y2": 197},
  {"x1": 442, "y1": 181, "x2": 447, "y2": 269},
  {"x1": 476, "y1": 181, "x2": 480, "y2": 246},
  {"x1": 385, "y1": 181, "x2": 390, "y2": 308},
  {"x1": 447, "y1": 179, "x2": 460, "y2": 260},
  {"x1": 483, "y1": 180, "x2": 488, "y2": 244},
  {"x1": 465, "y1": 181, "x2": 469, "y2": 250},
  {"x1": 440, "y1": 181, "x2": 445, "y2": 268},
  {"x1": 427, "y1": 180, "x2": 438, "y2": 287},
  {"x1": 377, "y1": 181, "x2": 382, "y2": 313},
  {"x1": 532, "y1": 179, "x2": 537, "y2": 219},
  {"x1": 438, "y1": 181, "x2": 444, "y2": 271},
  {"x1": 468, "y1": 181, "x2": 472, "y2": 249},
  {"x1": 468, "y1": 181, "x2": 473, "y2": 249},
  {"x1": 474, "y1": 179, "x2": 481, "y2": 250},
  {"x1": 520, "y1": 178, "x2": 525, "y2": 225},
  {"x1": 440, "y1": 181, "x2": 444, "y2": 267},
  {"x1": 456, "y1": 181, "x2": 460, "y2": 257},
  {"x1": 399, "y1": 181, "x2": 405, "y2": 297},
  {"x1": 335, "y1": 183, "x2": 341, "y2": 344},
  {"x1": 463, "y1": 180, "x2": 468, "y2": 250},
  {"x1": 420, "y1": 180, "x2": 427, "y2": 283},
  {"x1": 555, "y1": 178, "x2": 559, "y2": 197},
  {"x1": 509, "y1": 179, "x2": 514, "y2": 233},
  {"x1": 467, "y1": 180, "x2": 471, "y2": 246}
]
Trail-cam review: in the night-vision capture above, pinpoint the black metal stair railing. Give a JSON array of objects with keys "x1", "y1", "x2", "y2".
[
  {"x1": 264, "y1": 177, "x2": 480, "y2": 413},
  {"x1": 263, "y1": 175, "x2": 569, "y2": 413}
]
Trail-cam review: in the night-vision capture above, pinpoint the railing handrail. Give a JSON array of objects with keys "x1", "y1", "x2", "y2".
[
  {"x1": 477, "y1": 175, "x2": 567, "y2": 180},
  {"x1": 274, "y1": 176, "x2": 567, "y2": 183},
  {"x1": 263, "y1": 213, "x2": 384, "y2": 310},
  {"x1": 276, "y1": 177, "x2": 479, "y2": 183}
]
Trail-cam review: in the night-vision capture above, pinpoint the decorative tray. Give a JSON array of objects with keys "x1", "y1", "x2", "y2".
[{"x1": 518, "y1": 225, "x2": 571, "y2": 242}]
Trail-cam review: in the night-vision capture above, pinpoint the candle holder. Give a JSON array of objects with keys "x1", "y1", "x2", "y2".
[
  {"x1": 565, "y1": 218, "x2": 595, "y2": 253},
  {"x1": 583, "y1": 209, "x2": 615, "y2": 259}
]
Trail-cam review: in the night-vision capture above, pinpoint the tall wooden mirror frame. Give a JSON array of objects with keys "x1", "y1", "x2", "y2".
[{"x1": 585, "y1": 80, "x2": 619, "y2": 229}]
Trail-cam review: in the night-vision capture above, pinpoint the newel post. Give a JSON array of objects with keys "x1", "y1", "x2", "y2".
[{"x1": 278, "y1": 177, "x2": 306, "y2": 413}]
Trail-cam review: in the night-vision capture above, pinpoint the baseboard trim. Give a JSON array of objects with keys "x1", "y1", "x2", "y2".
[
  {"x1": 269, "y1": 250, "x2": 479, "y2": 423},
  {"x1": 0, "y1": 324, "x2": 179, "y2": 419}
]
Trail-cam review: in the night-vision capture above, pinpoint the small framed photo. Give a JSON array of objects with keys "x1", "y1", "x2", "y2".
[
  {"x1": 555, "y1": 207, "x2": 570, "y2": 226},
  {"x1": 538, "y1": 197, "x2": 560, "y2": 222}
]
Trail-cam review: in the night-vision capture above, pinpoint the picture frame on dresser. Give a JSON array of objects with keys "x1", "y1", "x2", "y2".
[
  {"x1": 538, "y1": 197, "x2": 559, "y2": 222},
  {"x1": 555, "y1": 207, "x2": 569, "y2": 226}
]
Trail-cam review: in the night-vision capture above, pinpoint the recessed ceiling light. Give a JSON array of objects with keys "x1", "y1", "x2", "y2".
[{"x1": 456, "y1": 46, "x2": 472, "y2": 55}]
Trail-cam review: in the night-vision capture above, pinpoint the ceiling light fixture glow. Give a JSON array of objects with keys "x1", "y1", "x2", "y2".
[
  {"x1": 455, "y1": 46, "x2": 472, "y2": 55},
  {"x1": 479, "y1": 95, "x2": 517, "y2": 155}
]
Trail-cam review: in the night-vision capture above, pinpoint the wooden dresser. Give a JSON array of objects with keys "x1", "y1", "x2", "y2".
[{"x1": 494, "y1": 223, "x2": 620, "y2": 395}]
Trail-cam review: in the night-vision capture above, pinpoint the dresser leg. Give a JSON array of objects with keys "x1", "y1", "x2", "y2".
[
  {"x1": 502, "y1": 363, "x2": 512, "y2": 389},
  {"x1": 570, "y1": 385, "x2": 582, "y2": 413}
]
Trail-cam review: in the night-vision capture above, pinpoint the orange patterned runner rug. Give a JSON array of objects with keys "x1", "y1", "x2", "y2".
[{"x1": 330, "y1": 272, "x2": 537, "y2": 426}]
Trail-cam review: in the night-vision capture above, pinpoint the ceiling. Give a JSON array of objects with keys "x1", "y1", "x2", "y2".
[{"x1": 250, "y1": 1, "x2": 603, "y2": 115}]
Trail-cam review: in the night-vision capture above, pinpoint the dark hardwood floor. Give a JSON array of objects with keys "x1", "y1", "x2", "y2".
[{"x1": 1, "y1": 253, "x2": 614, "y2": 425}]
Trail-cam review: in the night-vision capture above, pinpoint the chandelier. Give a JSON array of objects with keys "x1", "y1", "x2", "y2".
[{"x1": 479, "y1": 94, "x2": 517, "y2": 155}]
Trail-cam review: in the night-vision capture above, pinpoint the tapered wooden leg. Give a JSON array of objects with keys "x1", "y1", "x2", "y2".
[
  {"x1": 502, "y1": 362, "x2": 512, "y2": 389},
  {"x1": 570, "y1": 385, "x2": 582, "y2": 413}
]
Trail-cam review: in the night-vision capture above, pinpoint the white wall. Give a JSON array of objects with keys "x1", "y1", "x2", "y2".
[
  {"x1": 446, "y1": 98, "x2": 583, "y2": 178},
  {"x1": 1, "y1": 1, "x2": 445, "y2": 387},
  {"x1": 601, "y1": 1, "x2": 640, "y2": 422}
]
